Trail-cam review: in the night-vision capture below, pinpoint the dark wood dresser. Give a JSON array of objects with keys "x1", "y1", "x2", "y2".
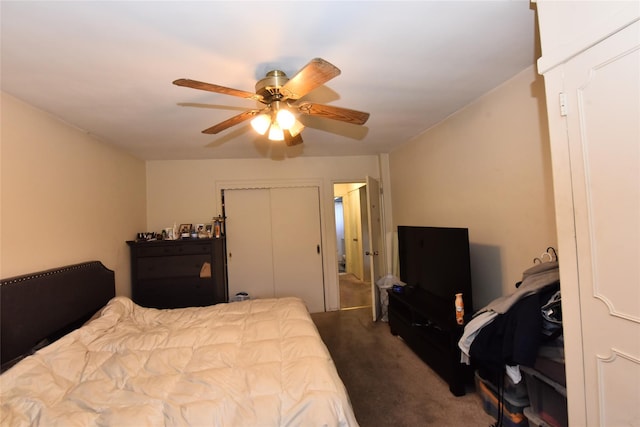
[{"x1": 127, "y1": 238, "x2": 227, "y2": 309}]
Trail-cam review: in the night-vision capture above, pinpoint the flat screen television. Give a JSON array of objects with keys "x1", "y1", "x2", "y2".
[{"x1": 397, "y1": 226, "x2": 473, "y2": 312}]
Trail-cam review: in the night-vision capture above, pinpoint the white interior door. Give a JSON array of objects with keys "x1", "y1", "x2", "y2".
[
  {"x1": 366, "y1": 176, "x2": 384, "y2": 321},
  {"x1": 225, "y1": 189, "x2": 274, "y2": 299},
  {"x1": 344, "y1": 189, "x2": 363, "y2": 279},
  {"x1": 551, "y1": 22, "x2": 639, "y2": 426},
  {"x1": 359, "y1": 187, "x2": 372, "y2": 283}
]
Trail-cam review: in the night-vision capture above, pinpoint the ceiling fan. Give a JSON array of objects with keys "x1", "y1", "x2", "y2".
[{"x1": 173, "y1": 58, "x2": 370, "y2": 146}]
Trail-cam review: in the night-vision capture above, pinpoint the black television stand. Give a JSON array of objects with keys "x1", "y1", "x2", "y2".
[{"x1": 387, "y1": 287, "x2": 471, "y2": 396}]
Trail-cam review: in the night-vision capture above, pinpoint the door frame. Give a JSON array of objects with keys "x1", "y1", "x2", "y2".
[
  {"x1": 333, "y1": 179, "x2": 386, "y2": 317},
  {"x1": 217, "y1": 178, "x2": 338, "y2": 309}
]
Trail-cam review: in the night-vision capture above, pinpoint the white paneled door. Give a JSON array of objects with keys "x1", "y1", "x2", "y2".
[
  {"x1": 561, "y1": 24, "x2": 640, "y2": 426},
  {"x1": 366, "y1": 176, "x2": 384, "y2": 321},
  {"x1": 543, "y1": 20, "x2": 640, "y2": 426},
  {"x1": 225, "y1": 186, "x2": 325, "y2": 313}
]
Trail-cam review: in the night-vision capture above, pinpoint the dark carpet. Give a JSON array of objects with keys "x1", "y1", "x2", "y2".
[{"x1": 311, "y1": 307, "x2": 495, "y2": 427}]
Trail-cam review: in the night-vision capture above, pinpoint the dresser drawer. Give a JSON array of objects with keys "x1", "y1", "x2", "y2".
[
  {"x1": 134, "y1": 241, "x2": 212, "y2": 257},
  {"x1": 137, "y1": 254, "x2": 211, "y2": 279},
  {"x1": 134, "y1": 278, "x2": 215, "y2": 308}
]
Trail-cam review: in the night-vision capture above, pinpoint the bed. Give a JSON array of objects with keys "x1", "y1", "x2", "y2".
[{"x1": 1, "y1": 261, "x2": 358, "y2": 426}]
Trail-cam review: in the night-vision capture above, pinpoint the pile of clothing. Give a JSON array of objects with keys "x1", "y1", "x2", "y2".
[{"x1": 458, "y1": 261, "x2": 561, "y2": 385}]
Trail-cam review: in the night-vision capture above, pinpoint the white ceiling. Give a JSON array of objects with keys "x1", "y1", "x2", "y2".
[{"x1": 1, "y1": 1, "x2": 538, "y2": 161}]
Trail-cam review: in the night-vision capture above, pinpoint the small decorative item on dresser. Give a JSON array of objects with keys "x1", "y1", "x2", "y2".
[
  {"x1": 204, "y1": 223, "x2": 213, "y2": 238},
  {"x1": 164, "y1": 227, "x2": 174, "y2": 240},
  {"x1": 195, "y1": 224, "x2": 208, "y2": 238},
  {"x1": 179, "y1": 223, "x2": 192, "y2": 238},
  {"x1": 136, "y1": 232, "x2": 157, "y2": 242},
  {"x1": 212, "y1": 215, "x2": 225, "y2": 238}
]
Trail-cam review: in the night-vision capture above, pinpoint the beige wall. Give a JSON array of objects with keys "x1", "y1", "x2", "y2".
[
  {"x1": 145, "y1": 156, "x2": 381, "y2": 310},
  {"x1": 0, "y1": 92, "x2": 146, "y2": 296},
  {"x1": 388, "y1": 66, "x2": 557, "y2": 309},
  {"x1": 1, "y1": 63, "x2": 555, "y2": 312}
]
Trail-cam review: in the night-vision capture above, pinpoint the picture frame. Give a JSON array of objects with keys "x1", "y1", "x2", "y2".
[
  {"x1": 195, "y1": 224, "x2": 205, "y2": 233},
  {"x1": 204, "y1": 223, "x2": 213, "y2": 234},
  {"x1": 179, "y1": 223, "x2": 192, "y2": 234}
]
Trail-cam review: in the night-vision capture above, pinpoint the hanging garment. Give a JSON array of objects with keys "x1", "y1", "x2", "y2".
[{"x1": 458, "y1": 261, "x2": 560, "y2": 364}]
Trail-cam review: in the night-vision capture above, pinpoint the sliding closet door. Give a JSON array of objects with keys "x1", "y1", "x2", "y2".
[
  {"x1": 225, "y1": 189, "x2": 275, "y2": 299},
  {"x1": 225, "y1": 186, "x2": 325, "y2": 312},
  {"x1": 270, "y1": 187, "x2": 325, "y2": 313}
]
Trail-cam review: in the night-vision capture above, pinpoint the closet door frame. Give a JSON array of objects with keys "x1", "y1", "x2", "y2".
[{"x1": 217, "y1": 179, "x2": 333, "y2": 309}]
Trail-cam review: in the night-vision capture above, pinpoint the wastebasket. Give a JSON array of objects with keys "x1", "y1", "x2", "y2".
[
  {"x1": 230, "y1": 292, "x2": 250, "y2": 302},
  {"x1": 375, "y1": 275, "x2": 405, "y2": 321}
]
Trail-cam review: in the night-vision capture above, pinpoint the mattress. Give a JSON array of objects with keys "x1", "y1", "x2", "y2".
[{"x1": 1, "y1": 296, "x2": 358, "y2": 426}]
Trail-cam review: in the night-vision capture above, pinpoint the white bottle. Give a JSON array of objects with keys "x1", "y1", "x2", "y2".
[{"x1": 455, "y1": 293, "x2": 464, "y2": 325}]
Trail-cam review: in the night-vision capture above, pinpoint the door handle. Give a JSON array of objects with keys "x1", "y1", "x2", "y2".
[
  {"x1": 365, "y1": 251, "x2": 379, "y2": 256},
  {"x1": 317, "y1": 244, "x2": 320, "y2": 254}
]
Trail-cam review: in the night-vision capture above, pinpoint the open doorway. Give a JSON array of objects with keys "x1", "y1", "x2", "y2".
[{"x1": 334, "y1": 183, "x2": 372, "y2": 310}]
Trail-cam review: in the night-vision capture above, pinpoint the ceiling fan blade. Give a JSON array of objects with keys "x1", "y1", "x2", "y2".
[
  {"x1": 174, "y1": 78, "x2": 263, "y2": 102},
  {"x1": 281, "y1": 58, "x2": 341, "y2": 100},
  {"x1": 297, "y1": 102, "x2": 370, "y2": 125},
  {"x1": 202, "y1": 110, "x2": 260, "y2": 134},
  {"x1": 283, "y1": 130, "x2": 303, "y2": 146}
]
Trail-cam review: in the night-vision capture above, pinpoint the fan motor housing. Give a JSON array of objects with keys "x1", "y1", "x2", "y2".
[{"x1": 255, "y1": 70, "x2": 289, "y2": 102}]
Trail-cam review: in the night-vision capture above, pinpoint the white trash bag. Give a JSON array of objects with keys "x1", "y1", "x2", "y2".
[{"x1": 376, "y1": 274, "x2": 405, "y2": 322}]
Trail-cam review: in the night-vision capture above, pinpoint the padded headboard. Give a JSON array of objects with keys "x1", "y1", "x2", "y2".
[{"x1": 0, "y1": 261, "x2": 115, "y2": 371}]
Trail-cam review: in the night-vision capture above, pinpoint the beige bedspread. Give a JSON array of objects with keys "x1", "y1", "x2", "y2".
[{"x1": 1, "y1": 296, "x2": 358, "y2": 426}]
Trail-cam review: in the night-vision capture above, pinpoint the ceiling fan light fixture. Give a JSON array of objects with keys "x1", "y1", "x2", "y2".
[
  {"x1": 289, "y1": 119, "x2": 305, "y2": 137},
  {"x1": 250, "y1": 113, "x2": 271, "y2": 135},
  {"x1": 174, "y1": 58, "x2": 369, "y2": 145},
  {"x1": 276, "y1": 108, "x2": 296, "y2": 130},
  {"x1": 268, "y1": 122, "x2": 284, "y2": 141}
]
